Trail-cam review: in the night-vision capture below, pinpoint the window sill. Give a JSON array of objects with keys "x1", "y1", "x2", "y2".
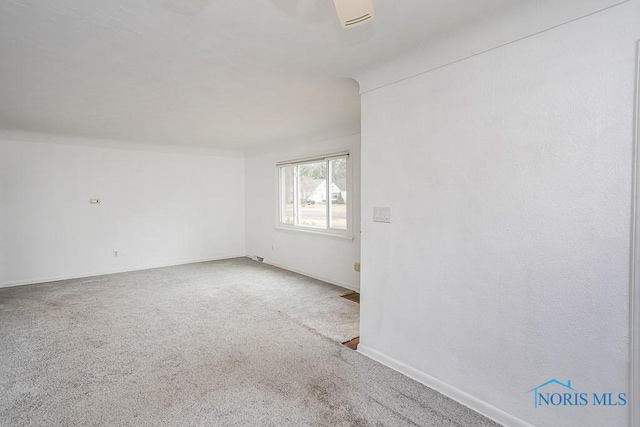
[{"x1": 275, "y1": 225, "x2": 354, "y2": 241}]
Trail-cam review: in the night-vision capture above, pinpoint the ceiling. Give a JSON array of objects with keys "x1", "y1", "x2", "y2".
[{"x1": 0, "y1": 0, "x2": 517, "y2": 151}]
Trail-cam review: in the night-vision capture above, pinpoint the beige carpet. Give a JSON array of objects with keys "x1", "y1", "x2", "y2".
[{"x1": 0, "y1": 257, "x2": 498, "y2": 426}]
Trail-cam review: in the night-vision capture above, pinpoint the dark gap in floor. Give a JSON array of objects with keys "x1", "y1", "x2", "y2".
[
  {"x1": 341, "y1": 292, "x2": 360, "y2": 349},
  {"x1": 342, "y1": 336, "x2": 359, "y2": 350},
  {"x1": 340, "y1": 291, "x2": 360, "y2": 304}
]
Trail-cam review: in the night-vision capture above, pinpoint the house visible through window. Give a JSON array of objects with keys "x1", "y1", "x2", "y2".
[{"x1": 278, "y1": 153, "x2": 349, "y2": 235}]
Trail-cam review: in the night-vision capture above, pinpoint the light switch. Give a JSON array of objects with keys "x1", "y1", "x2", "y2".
[{"x1": 373, "y1": 206, "x2": 391, "y2": 223}]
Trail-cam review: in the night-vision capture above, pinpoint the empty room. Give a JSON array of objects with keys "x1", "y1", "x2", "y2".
[{"x1": 1, "y1": 0, "x2": 639, "y2": 426}]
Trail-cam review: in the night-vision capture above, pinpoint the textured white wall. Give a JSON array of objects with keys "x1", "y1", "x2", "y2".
[
  {"x1": 245, "y1": 134, "x2": 361, "y2": 291},
  {"x1": 0, "y1": 137, "x2": 246, "y2": 287},
  {"x1": 358, "y1": 2, "x2": 639, "y2": 427},
  {"x1": 357, "y1": 0, "x2": 629, "y2": 93}
]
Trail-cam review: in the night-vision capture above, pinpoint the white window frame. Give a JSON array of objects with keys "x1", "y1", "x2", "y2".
[{"x1": 276, "y1": 152, "x2": 352, "y2": 239}]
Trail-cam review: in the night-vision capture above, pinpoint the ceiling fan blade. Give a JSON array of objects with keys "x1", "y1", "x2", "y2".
[{"x1": 333, "y1": 0, "x2": 375, "y2": 29}]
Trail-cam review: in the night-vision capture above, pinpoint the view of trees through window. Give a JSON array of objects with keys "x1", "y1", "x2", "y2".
[{"x1": 279, "y1": 155, "x2": 348, "y2": 232}]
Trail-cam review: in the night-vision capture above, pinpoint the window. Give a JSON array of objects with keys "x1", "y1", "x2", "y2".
[{"x1": 277, "y1": 153, "x2": 350, "y2": 236}]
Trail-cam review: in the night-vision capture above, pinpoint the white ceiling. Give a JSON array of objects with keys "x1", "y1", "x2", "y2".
[{"x1": 0, "y1": 0, "x2": 517, "y2": 150}]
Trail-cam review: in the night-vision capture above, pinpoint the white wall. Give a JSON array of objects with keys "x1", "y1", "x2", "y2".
[
  {"x1": 0, "y1": 136, "x2": 246, "y2": 287},
  {"x1": 358, "y1": 2, "x2": 639, "y2": 427},
  {"x1": 245, "y1": 134, "x2": 361, "y2": 291}
]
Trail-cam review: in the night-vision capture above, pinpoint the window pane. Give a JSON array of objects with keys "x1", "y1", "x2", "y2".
[
  {"x1": 298, "y1": 161, "x2": 327, "y2": 229},
  {"x1": 329, "y1": 157, "x2": 347, "y2": 230},
  {"x1": 280, "y1": 166, "x2": 294, "y2": 225},
  {"x1": 277, "y1": 154, "x2": 349, "y2": 234}
]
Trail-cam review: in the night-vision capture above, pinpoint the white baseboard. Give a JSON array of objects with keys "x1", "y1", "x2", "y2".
[
  {"x1": 357, "y1": 344, "x2": 533, "y2": 427},
  {"x1": 260, "y1": 258, "x2": 359, "y2": 292},
  {"x1": 0, "y1": 254, "x2": 246, "y2": 289}
]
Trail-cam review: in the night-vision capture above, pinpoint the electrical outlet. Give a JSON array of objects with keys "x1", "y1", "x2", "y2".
[
  {"x1": 354, "y1": 262, "x2": 361, "y2": 272},
  {"x1": 113, "y1": 251, "x2": 118, "y2": 257}
]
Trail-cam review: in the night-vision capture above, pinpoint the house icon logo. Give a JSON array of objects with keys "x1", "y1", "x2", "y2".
[
  {"x1": 527, "y1": 379, "x2": 627, "y2": 408},
  {"x1": 527, "y1": 379, "x2": 576, "y2": 409}
]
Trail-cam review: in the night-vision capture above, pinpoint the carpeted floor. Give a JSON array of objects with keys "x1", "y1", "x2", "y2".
[{"x1": 0, "y1": 257, "x2": 498, "y2": 426}]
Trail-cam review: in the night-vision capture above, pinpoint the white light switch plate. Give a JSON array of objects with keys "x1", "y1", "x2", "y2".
[{"x1": 373, "y1": 206, "x2": 391, "y2": 223}]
